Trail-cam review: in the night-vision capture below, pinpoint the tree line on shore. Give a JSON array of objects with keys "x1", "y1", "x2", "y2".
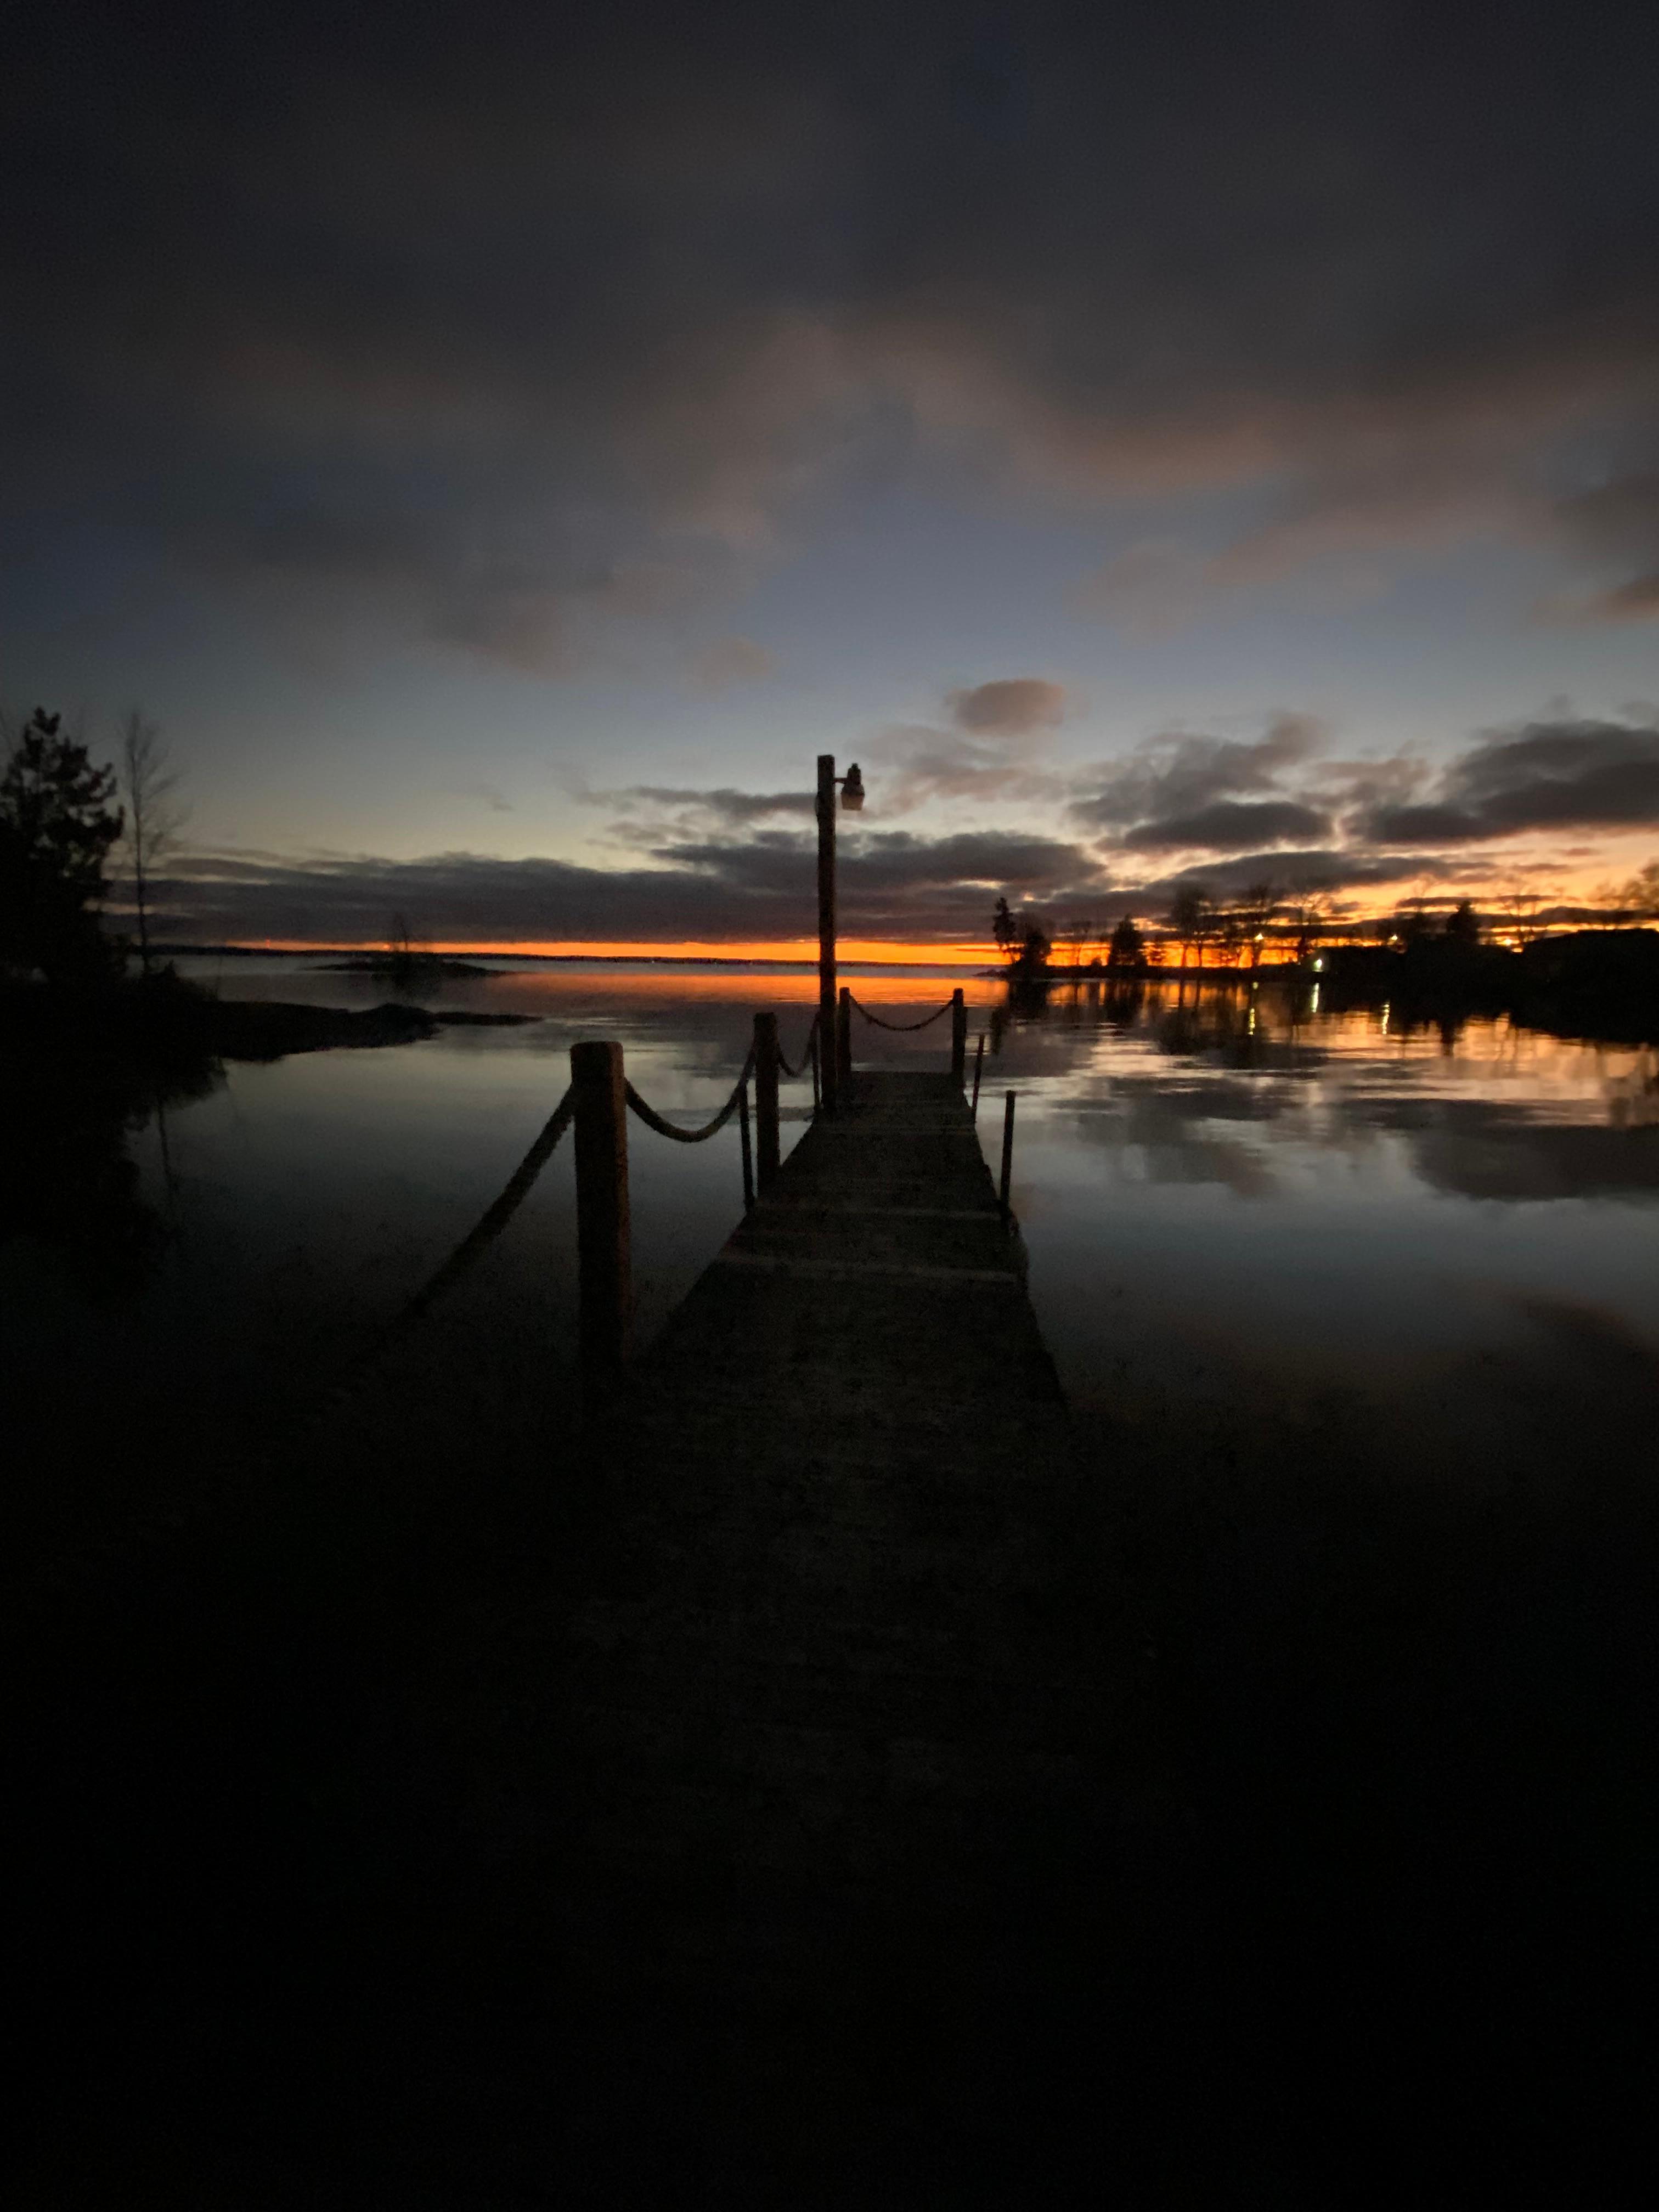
[{"x1": 992, "y1": 868, "x2": 1659, "y2": 979}]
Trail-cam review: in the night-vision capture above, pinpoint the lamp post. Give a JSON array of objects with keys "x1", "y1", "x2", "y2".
[{"x1": 816, "y1": 753, "x2": 864, "y2": 1114}]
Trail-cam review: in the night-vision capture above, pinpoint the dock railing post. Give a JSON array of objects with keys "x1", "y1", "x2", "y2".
[
  {"x1": 737, "y1": 1077, "x2": 754, "y2": 1209},
  {"x1": 998, "y1": 1090, "x2": 1017, "y2": 1219},
  {"x1": 950, "y1": 987, "x2": 967, "y2": 1086},
  {"x1": 837, "y1": 985, "x2": 853, "y2": 1092},
  {"x1": 571, "y1": 1039, "x2": 631, "y2": 1395},
  {"x1": 753, "y1": 1011, "x2": 780, "y2": 1192},
  {"x1": 971, "y1": 1033, "x2": 985, "y2": 1121}
]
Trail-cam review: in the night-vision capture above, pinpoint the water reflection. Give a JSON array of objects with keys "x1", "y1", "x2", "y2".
[
  {"x1": 4, "y1": 959, "x2": 1656, "y2": 1468},
  {"x1": 969, "y1": 972, "x2": 1659, "y2": 1392},
  {"x1": 1, "y1": 1018, "x2": 223, "y2": 1295}
]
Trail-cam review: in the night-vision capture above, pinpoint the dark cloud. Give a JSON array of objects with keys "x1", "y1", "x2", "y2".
[
  {"x1": 947, "y1": 680, "x2": 1068, "y2": 735},
  {"x1": 1121, "y1": 799, "x2": 1331, "y2": 853},
  {"x1": 1058, "y1": 711, "x2": 1659, "y2": 881},
  {"x1": 867, "y1": 680, "x2": 1074, "y2": 812},
  {"x1": 1580, "y1": 574, "x2": 1659, "y2": 620},
  {"x1": 594, "y1": 786, "x2": 814, "y2": 827},
  {"x1": 1356, "y1": 716, "x2": 1659, "y2": 844},
  {"x1": 1548, "y1": 472, "x2": 1659, "y2": 623},
  {"x1": 687, "y1": 636, "x2": 777, "y2": 693},
  {"x1": 154, "y1": 823, "x2": 1098, "y2": 945},
  {"x1": 8, "y1": 2, "x2": 1658, "y2": 662},
  {"x1": 1074, "y1": 714, "x2": 1325, "y2": 833},
  {"x1": 1119, "y1": 848, "x2": 1479, "y2": 904},
  {"x1": 650, "y1": 825, "x2": 1098, "y2": 902}
]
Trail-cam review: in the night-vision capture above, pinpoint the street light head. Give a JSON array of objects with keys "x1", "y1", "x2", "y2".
[{"x1": 840, "y1": 763, "x2": 865, "y2": 811}]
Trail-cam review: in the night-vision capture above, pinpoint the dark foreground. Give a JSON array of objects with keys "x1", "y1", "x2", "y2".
[{"x1": 10, "y1": 1076, "x2": 1659, "y2": 2202}]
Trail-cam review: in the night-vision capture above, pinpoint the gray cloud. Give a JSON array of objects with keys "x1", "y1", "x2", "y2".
[
  {"x1": 1546, "y1": 472, "x2": 1659, "y2": 623},
  {"x1": 1117, "y1": 848, "x2": 1481, "y2": 905},
  {"x1": 867, "y1": 678, "x2": 1075, "y2": 814},
  {"x1": 9, "y1": 3, "x2": 1658, "y2": 667},
  {"x1": 594, "y1": 786, "x2": 814, "y2": 828},
  {"x1": 687, "y1": 635, "x2": 777, "y2": 693},
  {"x1": 1580, "y1": 574, "x2": 1659, "y2": 620},
  {"x1": 1074, "y1": 714, "x2": 1326, "y2": 834},
  {"x1": 1121, "y1": 799, "x2": 1331, "y2": 853},
  {"x1": 947, "y1": 679, "x2": 1068, "y2": 735},
  {"x1": 153, "y1": 823, "x2": 1099, "y2": 946},
  {"x1": 1356, "y1": 716, "x2": 1659, "y2": 844}
]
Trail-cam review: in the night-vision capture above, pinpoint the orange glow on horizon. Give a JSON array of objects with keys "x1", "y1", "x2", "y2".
[{"x1": 228, "y1": 935, "x2": 1001, "y2": 967}]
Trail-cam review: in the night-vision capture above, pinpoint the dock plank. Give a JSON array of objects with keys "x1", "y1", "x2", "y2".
[{"x1": 539, "y1": 1068, "x2": 1084, "y2": 2048}]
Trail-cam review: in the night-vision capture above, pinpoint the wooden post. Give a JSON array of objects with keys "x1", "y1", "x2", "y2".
[
  {"x1": 571, "y1": 1040, "x2": 630, "y2": 1391},
  {"x1": 753, "y1": 1011, "x2": 780, "y2": 1192},
  {"x1": 950, "y1": 987, "x2": 967, "y2": 1086},
  {"x1": 810, "y1": 1020, "x2": 821, "y2": 1114},
  {"x1": 837, "y1": 985, "x2": 852, "y2": 1092},
  {"x1": 971, "y1": 1033, "x2": 985, "y2": 1121},
  {"x1": 816, "y1": 753, "x2": 838, "y2": 1114},
  {"x1": 737, "y1": 1077, "x2": 754, "y2": 1210},
  {"x1": 998, "y1": 1090, "x2": 1016, "y2": 1218}
]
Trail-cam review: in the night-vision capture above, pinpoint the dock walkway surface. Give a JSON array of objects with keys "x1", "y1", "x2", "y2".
[{"x1": 520, "y1": 1068, "x2": 1099, "y2": 2161}]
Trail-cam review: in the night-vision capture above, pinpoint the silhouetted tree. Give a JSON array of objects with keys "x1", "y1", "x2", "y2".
[
  {"x1": 993, "y1": 894, "x2": 1051, "y2": 973},
  {"x1": 118, "y1": 708, "x2": 186, "y2": 976},
  {"x1": 1396, "y1": 897, "x2": 1433, "y2": 948},
  {"x1": 0, "y1": 709, "x2": 123, "y2": 982},
  {"x1": 1169, "y1": 885, "x2": 1212, "y2": 968},
  {"x1": 1013, "y1": 915, "x2": 1052, "y2": 975},
  {"x1": 1444, "y1": 899, "x2": 1482, "y2": 948},
  {"x1": 1497, "y1": 884, "x2": 1543, "y2": 948},
  {"x1": 1059, "y1": 915, "x2": 1093, "y2": 966},
  {"x1": 1236, "y1": 879, "x2": 1279, "y2": 966},
  {"x1": 1290, "y1": 893, "x2": 1331, "y2": 962},
  {"x1": 1108, "y1": 913, "x2": 1144, "y2": 968}
]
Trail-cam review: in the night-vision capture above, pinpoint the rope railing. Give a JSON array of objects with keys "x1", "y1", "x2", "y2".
[
  {"x1": 326, "y1": 1081, "x2": 577, "y2": 1403},
  {"x1": 775, "y1": 1011, "x2": 818, "y2": 1080},
  {"x1": 325, "y1": 993, "x2": 951, "y2": 1412},
  {"x1": 848, "y1": 991, "x2": 956, "y2": 1032},
  {"x1": 623, "y1": 1045, "x2": 757, "y2": 1143}
]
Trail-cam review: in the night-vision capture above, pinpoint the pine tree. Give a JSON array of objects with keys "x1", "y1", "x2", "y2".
[{"x1": 0, "y1": 709, "x2": 124, "y2": 980}]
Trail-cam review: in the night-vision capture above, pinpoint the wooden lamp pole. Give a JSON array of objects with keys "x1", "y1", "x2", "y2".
[
  {"x1": 816, "y1": 753, "x2": 864, "y2": 1115},
  {"x1": 817, "y1": 753, "x2": 839, "y2": 1115}
]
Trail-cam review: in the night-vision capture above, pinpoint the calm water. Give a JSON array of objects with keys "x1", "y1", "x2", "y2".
[{"x1": 9, "y1": 956, "x2": 1658, "y2": 1526}]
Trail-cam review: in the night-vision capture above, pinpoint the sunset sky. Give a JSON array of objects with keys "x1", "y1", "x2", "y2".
[{"x1": 7, "y1": 0, "x2": 1659, "y2": 951}]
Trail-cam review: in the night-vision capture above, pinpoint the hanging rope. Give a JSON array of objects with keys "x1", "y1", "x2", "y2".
[
  {"x1": 325, "y1": 1081, "x2": 577, "y2": 1402},
  {"x1": 624, "y1": 1048, "x2": 757, "y2": 1143},
  {"x1": 849, "y1": 992, "x2": 956, "y2": 1032},
  {"x1": 775, "y1": 1011, "x2": 819, "y2": 1079}
]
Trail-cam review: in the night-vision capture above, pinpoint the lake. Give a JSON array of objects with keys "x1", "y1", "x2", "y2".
[
  {"x1": 9, "y1": 956, "x2": 1658, "y2": 1550},
  {"x1": 13, "y1": 953, "x2": 1659, "y2": 2196}
]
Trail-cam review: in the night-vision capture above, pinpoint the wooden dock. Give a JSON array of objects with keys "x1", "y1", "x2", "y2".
[{"x1": 538, "y1": 1068, "x2": 1089, "y2": 2097}]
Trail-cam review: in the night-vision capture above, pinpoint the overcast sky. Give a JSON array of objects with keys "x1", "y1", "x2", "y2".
[{"x1": 7, "y1": 0, "x2": 1659, "y2": 947}]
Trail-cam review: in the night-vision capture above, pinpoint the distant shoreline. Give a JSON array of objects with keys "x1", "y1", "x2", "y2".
[{"x1": 150, "y1": 945, "x2": 981, "y2": 972}]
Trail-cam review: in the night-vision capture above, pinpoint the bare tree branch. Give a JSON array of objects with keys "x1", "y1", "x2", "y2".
[{"x1": 119, "y1": 709, "x2": 187, "y2": 974}]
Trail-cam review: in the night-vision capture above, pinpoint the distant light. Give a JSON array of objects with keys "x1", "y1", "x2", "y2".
[
  {"x1": 840, "y1": 763, "x2": 865, "y2": 812},
  {"x1": 1255, "y1": 931, "x2": 1264, "y2": 940},
  {"x1": 1313, "y1": 956, "x2": 1324, "y2": 972}
]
